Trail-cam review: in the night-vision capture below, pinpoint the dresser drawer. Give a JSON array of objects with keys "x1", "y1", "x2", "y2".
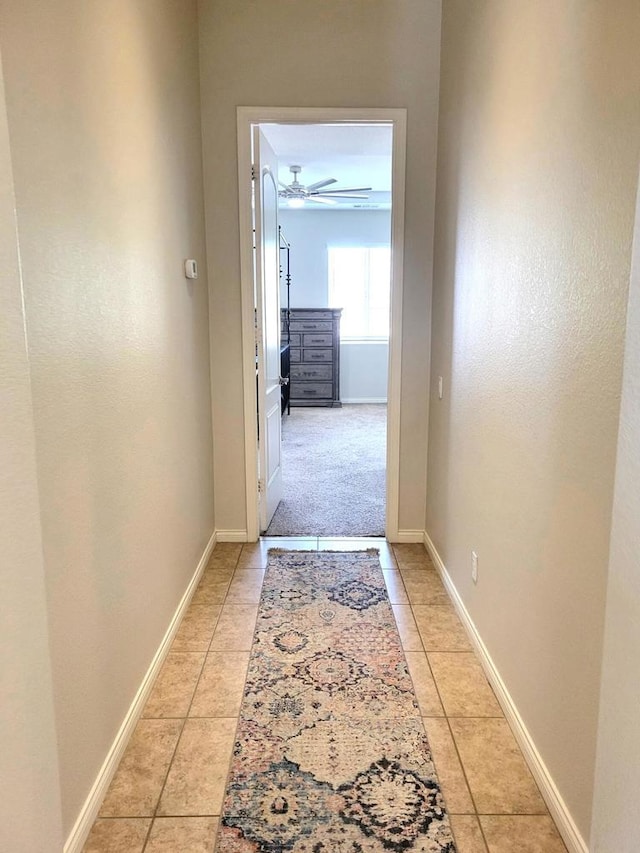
[
  {"x1": 290, "y1": 310, "x2": 334, "y2": 321},
  {"x1": 303, "y1": 333, "x2": 333, "y2": 347},
  {"x1": 289, "y1": 347, "x2": 301, "y2": 363},
  {"x1": 291, "y1": 382, "x2": 333, "y2": 400},
  {"x1": 291, "y1": 364, "x2": 332, "y2": 381},
  {"x1": 302, "y1": 348, "x2": 332, "y2": 362},
  {"x1": 285, "y1": 333, "x2": 301, "y2": 347},
  {"x1": 290, "y1": 320, "x2": 332, "y2": 333}
]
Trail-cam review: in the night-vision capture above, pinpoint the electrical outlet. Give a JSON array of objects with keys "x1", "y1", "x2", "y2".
[{"x1": 471, "y1": 551, "x2": 478, "y2": 584}]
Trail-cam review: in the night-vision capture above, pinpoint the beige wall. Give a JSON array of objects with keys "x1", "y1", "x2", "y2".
[
  {"x1": 428, "y1": 0, "x2": 640, "y2": 842},
  {"x1": 0, "y1": 56, "x2": 63, "y2": 853},
  {"x1": 591, "y1": 177, "x2": 640, "y2": 851},
  {"x1": 0, "y1": 1, "x2": 214, "y2": 836},
  {"x1": 198, "y1": 0, "x2": 442, "y2": 534}
]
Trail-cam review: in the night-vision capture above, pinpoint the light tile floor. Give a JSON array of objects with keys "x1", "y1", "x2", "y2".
[{"x1": 83, "y1": 538, "x2": 568, "y2": 853}]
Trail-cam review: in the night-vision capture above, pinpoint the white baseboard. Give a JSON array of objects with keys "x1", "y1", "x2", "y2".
[
  {"x1": 341, "y1": 397, "x2": 388, "y2": 404},
  {"x1": 64, "y1": 530, "x2": 217, "y2": 853},
  {"x1": 423, "y1": 532, "x2": 588, "y2": 853},
  {"x1": 215, "y1": 529, "x2": 249, "y2": 542},
  {"x1": 392, "y1": 529, "x2": 425, "y2": 543}
]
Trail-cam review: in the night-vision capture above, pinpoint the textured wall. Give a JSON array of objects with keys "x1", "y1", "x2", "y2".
[
  {"x1": 199, "y1": 0, "x2": 441, "y2": 533},
  {"x1": 428, "y1": 0, "x2": 640, "y2": 840},
  {"x1": 0, "y1": 1, "x2": 214, "y2": 835},
  {"x1": 0, "y1": 56, "x2": 63, "y2": 853},
  {"x1": 591, "y1": 178, "x2": 640, "y2": 851}
]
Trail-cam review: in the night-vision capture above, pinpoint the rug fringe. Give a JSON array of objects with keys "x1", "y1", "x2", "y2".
[{"x1": 267, "y1": 547, "x2": 380, "y2": 555}]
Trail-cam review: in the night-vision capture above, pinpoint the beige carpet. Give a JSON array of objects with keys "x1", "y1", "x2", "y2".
[{"x1": 266, "y1": 404, "x2": 386, "y2": 536}]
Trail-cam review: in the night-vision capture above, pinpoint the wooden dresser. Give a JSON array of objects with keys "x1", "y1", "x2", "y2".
[{"x1": 282, "y1": 308, "x2": 342, "y2": 407}]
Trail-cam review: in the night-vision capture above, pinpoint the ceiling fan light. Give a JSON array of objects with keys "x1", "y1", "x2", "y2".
[{"x1": 287, "y1": 198, "x2": 305, "y2": 208}]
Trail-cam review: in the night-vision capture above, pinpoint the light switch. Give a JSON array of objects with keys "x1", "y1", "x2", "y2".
[{"x1": 184, "y1": 259, "x2": 198, "y2": 279}]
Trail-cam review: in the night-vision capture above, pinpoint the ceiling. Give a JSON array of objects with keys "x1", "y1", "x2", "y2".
[{"x1": 261, "y1": 123, "x2": 392, "y2": 210}]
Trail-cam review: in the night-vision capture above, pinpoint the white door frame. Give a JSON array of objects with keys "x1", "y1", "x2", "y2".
[{"x1": 237, "y1": 106, "x2": 407, "y2": 542}]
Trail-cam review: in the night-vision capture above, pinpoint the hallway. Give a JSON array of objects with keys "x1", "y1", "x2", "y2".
[
  {"x1": 3, "y1": 3, "x2": 640, "y2": 852},
  {"x1": 84, "y1": 540, "x2": 566, "y2": 853}
]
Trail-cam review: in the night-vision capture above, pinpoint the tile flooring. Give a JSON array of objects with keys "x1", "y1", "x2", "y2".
[{"x1": 83, "y1": 538, "x2": 567, "y2": 853}]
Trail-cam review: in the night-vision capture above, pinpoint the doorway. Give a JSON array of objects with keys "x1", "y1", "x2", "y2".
[{"x1": 237, "y1": 108, "x2": 407, "y2": 542}]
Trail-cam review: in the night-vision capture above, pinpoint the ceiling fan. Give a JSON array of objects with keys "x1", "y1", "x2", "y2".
[{"x1": 278, "y1": 165, "x2": 371, "y2": 207}]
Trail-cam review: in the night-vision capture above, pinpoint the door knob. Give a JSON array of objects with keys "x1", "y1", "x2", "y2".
[{"x1": 279, "y1": 376, "x2": 290, "y2": 386}]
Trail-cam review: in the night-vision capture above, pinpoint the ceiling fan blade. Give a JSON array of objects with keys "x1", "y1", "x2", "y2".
[
  {"x1": 315, "y1": 194, "x2": 370, "y2": 200},
  {"x1": 278, "y1": 181, "x2": 292, "y2": 191},
  {"x1": 306, "y1": 178, "x2": 337, "y2": 191},
  {"x1": 309, "y1": 196, "x2": 337, "y2": 205},
  {"x1": 313, "y1": 186, "x2": 373, "y2": 195}
]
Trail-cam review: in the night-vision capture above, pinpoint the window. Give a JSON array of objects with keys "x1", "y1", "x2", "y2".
[{"x1": 328, "y1": 246, "x2": 391, "y2": 340}]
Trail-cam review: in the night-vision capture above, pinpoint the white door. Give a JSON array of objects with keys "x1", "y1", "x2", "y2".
[{"x1": 253, "y1": 127, "x2": 283, "y2": 531}]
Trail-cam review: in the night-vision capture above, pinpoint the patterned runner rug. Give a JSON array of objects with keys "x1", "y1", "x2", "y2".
[{"x1": 216, "y1": 551, "x2": 457, "y2": 853}]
